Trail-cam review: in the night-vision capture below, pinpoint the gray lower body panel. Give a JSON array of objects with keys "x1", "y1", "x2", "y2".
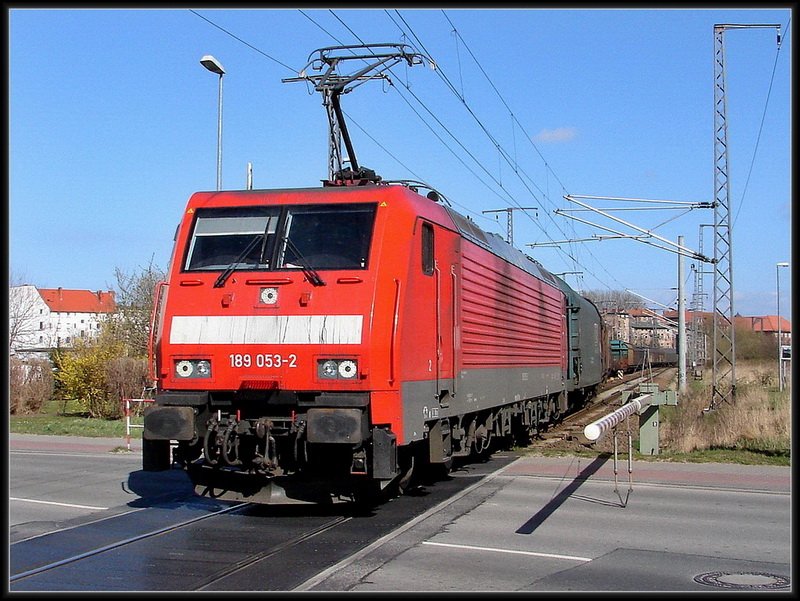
[{"x1": 401, "y1": 366, "x2": 563, "y2": 442}]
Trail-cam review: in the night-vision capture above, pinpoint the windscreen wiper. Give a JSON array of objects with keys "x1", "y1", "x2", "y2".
[
  {"x1": 283, "y1": 237, "x2": 326, "y2": 286},
  {"x1": 213, "y1": 234, "x2": 265, "y2": 288}
]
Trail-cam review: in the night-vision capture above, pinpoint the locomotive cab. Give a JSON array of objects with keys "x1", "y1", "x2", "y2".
[{"x1": 143, "y1": 184, "x2": 452, "y2": 503}]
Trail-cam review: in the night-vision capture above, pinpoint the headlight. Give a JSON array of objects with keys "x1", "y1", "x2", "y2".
[
  {"x1": 176, "y1": 360, "x2": 194, "y2": 377},
  {"x1": 320, "y1": 360, "x2": 338, "y2": 378},
  {"x1": 260, "y1": 287, "x2": 278, "y2": 305},
  {"x1": 338, "y1": 360, "x2": 357, "y2": 379},
  {"x1": 175, "y1": 359, "x2": 212, "y2": 379},
  {"x1": 317, "y1": 358, "x2": 358, "y2": 380}
]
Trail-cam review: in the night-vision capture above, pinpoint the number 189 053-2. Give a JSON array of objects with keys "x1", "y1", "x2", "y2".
[{"x1": 228, "y1": 353, "x2": 298, "y2": 368}]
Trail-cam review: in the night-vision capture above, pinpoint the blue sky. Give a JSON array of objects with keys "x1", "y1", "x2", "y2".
[{"x1": 8, "y1": 7, "x2": 792, "y2": 318}]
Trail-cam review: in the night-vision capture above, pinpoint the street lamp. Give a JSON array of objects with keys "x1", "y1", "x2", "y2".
[
  {"x1": 776, "y1": 262, "x2": 789, "y2": 391},
  {"x1": 200, "y1": 54, "x2": 225, "y2": 191}
]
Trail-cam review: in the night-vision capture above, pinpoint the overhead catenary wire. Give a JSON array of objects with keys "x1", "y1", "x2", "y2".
[
  {"x1": 386, "y1": 10, "x2": 633, "y2": 293},
  {"x1": 319, "y1": 8, "x2": 632, "y2": 294},
  {"x1": 189, "y1": 6, "x2": 580, "y2": 276},
  {"x1": 188, "y1": 8, "x2": 675, "y2": 295},
  {"x1": 189, "y1": 9, "x2": 297, "y2": 74},
  {"x1": 732, "y1": 16, "x2": 791, "y2": 227},
  {"x1": 188, "y1": 7, "x2": 621, "y2": 293},
  {"x1": 440, "y1": 10, "x2": 571, "y2": 197},
  {"x1": 190, "y1": 8, "x2": 499, "y2": 234}
]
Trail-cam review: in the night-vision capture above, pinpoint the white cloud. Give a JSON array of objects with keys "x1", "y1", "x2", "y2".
[{"x1": 533, "y1": 126, "x2": 578, "y2": 143}]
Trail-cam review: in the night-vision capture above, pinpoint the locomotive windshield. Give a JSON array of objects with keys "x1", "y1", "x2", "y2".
[
  {"x1": 185, "y1": 208, "x2": 280, "y2": 271},
  {"x1": 278, "y1": 204, "x2": 376, "y2": 270},
  {"x1": 183, "y1": 203, "x2": 376, "y2": 273}
]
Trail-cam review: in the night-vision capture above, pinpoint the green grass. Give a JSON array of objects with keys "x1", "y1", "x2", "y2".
[
  {"x1": 10, "y1": 398, "x2": 143, "y2": 438},
  {"x1": 9, "y1": 414, "x2": 142, "y2": 438}
]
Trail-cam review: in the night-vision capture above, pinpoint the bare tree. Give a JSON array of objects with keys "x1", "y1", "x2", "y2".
[
  {"x1": 581, "y1": 289, "x2": 645, "y2": 313},
  {"x1": 8, "y1": 270, "x2": 44, "y2": 353},
  {"x1": 104, "y1": 256, "x2": 166, "y2": 358}
]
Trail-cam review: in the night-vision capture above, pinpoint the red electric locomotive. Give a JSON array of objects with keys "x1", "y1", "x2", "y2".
[
  {"x1": 142, "y1": 43, "x2": 605, "y2": 503},
  {"x1": 143, "y1": 181, "x2": 605, "y2": 502}
]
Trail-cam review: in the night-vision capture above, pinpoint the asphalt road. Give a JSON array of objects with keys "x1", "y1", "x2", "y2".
[
  {"x1": 9, "y1": 435, "x2": 190, "y2": 542},
  {"x1": 8, "y1": 434, "x2": 792, "y2": 592},
  {"x1": 304, "y1": 456, "x2": 791, "y2": 592}
]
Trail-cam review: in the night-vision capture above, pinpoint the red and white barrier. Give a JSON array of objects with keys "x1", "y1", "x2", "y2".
[
  {"x1": 583, "y1": 394, "x2": 652, "y2": 442},
  {"x1": 123, "y1": 397, "x2": 155, "y2": 450}
]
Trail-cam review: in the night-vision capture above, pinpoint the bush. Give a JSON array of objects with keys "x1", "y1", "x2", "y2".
[
  {"x1": 10, "y1": 357, "x2": 54, "y2": 415},
  {"x1": 735, "y1": 327, "x2": 777, "y2": 361},
  {"x1": 106, "y1": 356, "x2": 150, "y2": 416},
  {"x1": 54, "y1": 335, "x2": 125, "y2": 419}
]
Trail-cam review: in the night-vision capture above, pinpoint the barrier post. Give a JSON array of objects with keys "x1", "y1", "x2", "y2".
[
  {"x1": 637, "y1": 385, "x2": 678, "y2": 455},
  {"x1": 122, "y1": 396, "x2": 154, "y2": 451},
  {"x1": 125, "y1": 398, "x2": 132, "y2": 451}
]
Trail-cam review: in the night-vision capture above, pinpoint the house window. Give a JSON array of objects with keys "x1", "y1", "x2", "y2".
[{"x1": 40, "y1": 322, "x2": 44, "y2": 330}]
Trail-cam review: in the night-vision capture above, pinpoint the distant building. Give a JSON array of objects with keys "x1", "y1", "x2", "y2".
[
  {"x1": 630, "y1": 319, "x2": 675, "y2": 349},
  {"x1": 627, "y1": 308, "x2": 676, "y2": 349},
  {"x1": 601, "y1": 306, "x2": 790, "y2": 365},
  {"x1": 9, "y1": 285, "x2": 116, "y2": 360},
  {"x1": 602, "y1": 310, "x2": 632, "y2": 343},
  {"x1": 734, "y1": 315, "x2": 792, "y2": 347}
]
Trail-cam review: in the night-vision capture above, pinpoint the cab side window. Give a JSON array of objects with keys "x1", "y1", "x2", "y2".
[{"x1": 422, "y1": 222, "x2": 434, "y2": 276}]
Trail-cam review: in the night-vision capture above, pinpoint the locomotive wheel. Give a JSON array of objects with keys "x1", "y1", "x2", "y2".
[
  {"x1": 203, "y1": 425, "x2": 221, "y2": 466},
  {"x1": 549, "y1": 399, "x2": 564, "y2": 424},
  {"x1": 142, "y1": 438, "x2": 171, "y2": 472},
  {"x1": 352, "y1": 480, "x2": 386, "y2": 508},
  {"x1": 471, "y1": 423, "x2": 493, "y2": 461},
  {"x1": 174, "y1": 440, "x2": 203, "y2": 466}
]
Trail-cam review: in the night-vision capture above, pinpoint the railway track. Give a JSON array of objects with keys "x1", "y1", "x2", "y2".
[
  {"x1": 532, "y1": 368, "x2": 676, "y2": 449},
  {"x1": 10, "y1": 453, "x2": 516, "y2": 592},
  {"x1": 10, "y1": 501, "x2": 250, "y2": 586}
]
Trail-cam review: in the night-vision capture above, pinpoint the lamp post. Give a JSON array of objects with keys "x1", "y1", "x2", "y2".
[
  {"x1": 776, "y1": 262, "x2": 789, "y2": 390},
  {"x1": 200, "y1": 55, "x2": 225, "y2": 191},
  {"x1": 677, "y1": 235, "x2": 687, "y2": 394}
]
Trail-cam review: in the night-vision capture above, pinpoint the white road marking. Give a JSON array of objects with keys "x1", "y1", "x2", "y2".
[
  {"x1": 10, "y1": 497, "x2": 109, "y2": 511},
  {"x1": 422, "y1": 540, "x2": 591, "y2": 562}
]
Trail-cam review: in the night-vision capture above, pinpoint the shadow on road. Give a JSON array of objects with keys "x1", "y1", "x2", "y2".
[
  {"x1": 515, "y1": 453, "x2": 612, "y2": 535},
  {"x1": 124, "y1": 468, "x2": 196, "y2": 507}
]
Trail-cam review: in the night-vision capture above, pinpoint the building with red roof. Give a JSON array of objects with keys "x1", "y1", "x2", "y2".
[
  {"x1": 733, "y1": 315, "x2": 792, "y2": 347},
  {"x1": 9, "y1": 285, "x2": 116, "y2": 359}
]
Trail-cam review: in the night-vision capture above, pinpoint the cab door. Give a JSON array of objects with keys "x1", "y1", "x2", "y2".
[{"x1": 425, "y1": 222, "x2": 458, "y2": 401}]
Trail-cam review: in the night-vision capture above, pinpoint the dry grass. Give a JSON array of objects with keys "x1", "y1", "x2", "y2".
[{"x1": 661, "y1": 360, "x2": 791, "y2": 456}]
